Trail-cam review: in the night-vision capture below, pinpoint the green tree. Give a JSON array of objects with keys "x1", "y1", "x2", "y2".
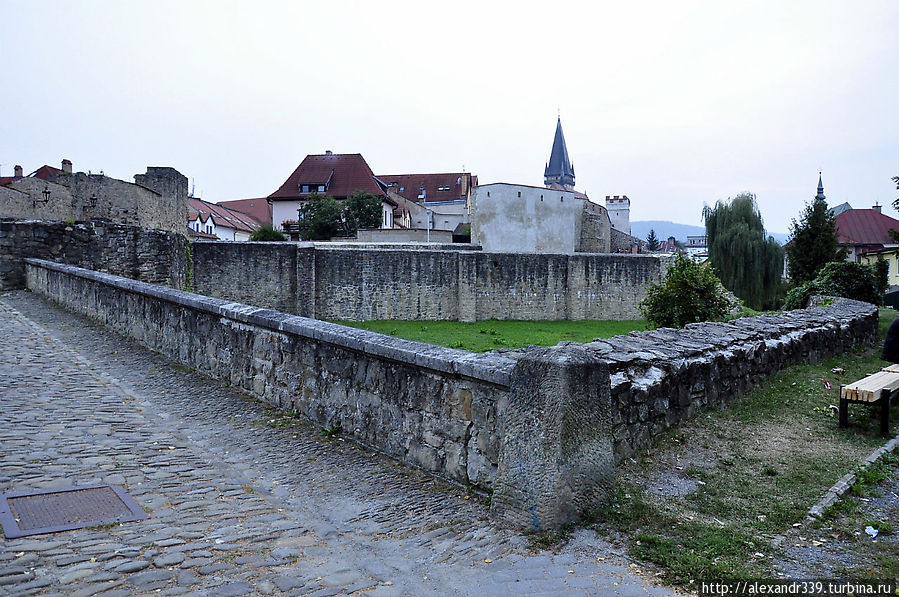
[
  {"x1": 639, "y1": 253, "x2": 735, "y2": 328},
  {"x1": 298, "y1": 192, "x2": 343, "y2": 241},
  {"x1": 785, "y1": 198, "x2": 844, "y2": 284},
  {"x1": 341, "y1": 191, "x2": 383, "y2": 235},
  {"x1": 783, "y1": 261, "x2": 882, "y2": 310},
  {"x1": 646, "y1": 229, "x2": 660, "y2": 251},
  {"x1": 702, "y1": 193, "x2": 784, "y2": 310},
  {"x1": 249, "y1": 223, "x2": 285, "y2": 241}
]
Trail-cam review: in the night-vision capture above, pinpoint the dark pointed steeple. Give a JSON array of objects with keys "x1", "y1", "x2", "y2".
[
  {"x1": 815, "y1": 172, "x2": 826, "y2": 201},
  {"x1": 544, "y1": 117, "x2": 575, "y2": 190}
]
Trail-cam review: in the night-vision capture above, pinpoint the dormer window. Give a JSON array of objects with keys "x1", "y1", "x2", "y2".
[
  {"x1": 418, "y1": 186, "x2": 426, "y2": 200},
  {"x1": 301, "y1": 184, "x2": 310, "y2": 193},
  {"x1": 437, "y1": 185, "x2": 451, "y2": 191},
  {"x1": 318, "y1": 185, "x2": 325, "y2": 192}
]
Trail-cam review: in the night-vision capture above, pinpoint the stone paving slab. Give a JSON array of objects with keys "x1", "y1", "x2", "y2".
[{"x1": 0, "y1": 290, "x2": 682, "y2": 596}]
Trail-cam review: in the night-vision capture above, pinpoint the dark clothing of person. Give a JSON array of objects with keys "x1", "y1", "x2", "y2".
[{"x1": 882, "y1": 316, "x2": 899, "y2": 363}]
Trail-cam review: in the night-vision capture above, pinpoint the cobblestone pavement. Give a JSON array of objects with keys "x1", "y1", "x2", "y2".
[{"x1": 0, "y1": 290, "x2": 679, "y2": 597}]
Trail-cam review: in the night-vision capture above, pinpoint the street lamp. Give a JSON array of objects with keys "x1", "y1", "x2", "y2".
[{"x1": 33, "y1": 186, "x2": 51, "y2": 208}]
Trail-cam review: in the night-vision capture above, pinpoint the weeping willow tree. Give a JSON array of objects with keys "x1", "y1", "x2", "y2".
[{"x1": 702, "y1": 193, "x2": 784, "y2": 310}]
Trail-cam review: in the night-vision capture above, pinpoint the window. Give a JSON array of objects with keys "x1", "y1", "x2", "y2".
[
  {"x1": 318, "y1": 185, "x2": 325, "y2": 192},
  {"x1": 301, "y1": 185, "x2": 309, "y2": 193},
  {"x1": 437, "y1": 185, "x2": 451, "y2": 191}
]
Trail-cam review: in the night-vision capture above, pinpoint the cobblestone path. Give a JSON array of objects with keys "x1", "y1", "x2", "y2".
[{"x1": 0, "y1": 291, "x2": 678, "y2": 597}]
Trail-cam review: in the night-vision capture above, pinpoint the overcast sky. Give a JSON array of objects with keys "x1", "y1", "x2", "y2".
[{"x1": 2, "y1": 0, "x2": 897, "y2": 234}]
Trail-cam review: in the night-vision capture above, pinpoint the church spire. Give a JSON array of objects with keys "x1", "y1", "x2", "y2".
[
  {"x1": 815, "y1": 171, "x2": 826, "y2": 201},
  {"x1": 544, "y1": 117, "x2": 575, "y2": 190}
]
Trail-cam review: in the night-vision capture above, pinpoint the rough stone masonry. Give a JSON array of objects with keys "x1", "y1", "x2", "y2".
[{"x1": 25, "y1": 258, "x2": 876, "y2": 530}]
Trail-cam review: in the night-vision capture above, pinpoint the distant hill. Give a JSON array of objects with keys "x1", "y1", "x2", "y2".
[{"x1": 631, "y1": 221, "x2": 789, "y2": 245}]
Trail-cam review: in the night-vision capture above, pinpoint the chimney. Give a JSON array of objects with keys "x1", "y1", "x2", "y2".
[
  {"x1": 325, "y1": 150, "x2": 333, "y2": 156},
  {"x1": 14, "y1": 165, "x2": 23, "y2": 178},
  {"x1": 61, "y1": 159, "x2": 72, "y2": 174},
  {"x1": 873, "y1": 203, "x2": 882, "y2": 213}
]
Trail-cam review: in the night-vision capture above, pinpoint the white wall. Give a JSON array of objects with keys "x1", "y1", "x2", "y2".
[{"x1": 472, "y1": 183, "x2": 586, "y2": 253}]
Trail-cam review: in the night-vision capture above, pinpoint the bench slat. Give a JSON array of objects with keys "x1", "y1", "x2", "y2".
[{"x1": 841, "y1": 370, "x2": 899, "y2": 403}]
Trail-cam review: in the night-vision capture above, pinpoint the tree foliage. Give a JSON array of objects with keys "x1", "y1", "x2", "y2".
[
  {"x1": 785, "y1": 198, "x2": 844, "y2": 284},
  {"x1": 702, "y1": 193, "x2": 784, "y2": 311},
  {"x1": 646, "y1": 229, "x2": 660, "y2": 251},
  {"x1": 249, "y1": 223, "x2": 285, "y2": 241},
  {"x1": 639, "y1": 253, "x2": 735, "y2": 328},
  {"x1": 342, "y1": 191, "x2": 383, "y2": 234},
  {"x1": 782, "y1": 261, "x2": 883, "y2": 310},
  {"x1": 298, "y1": 191, "x2": 383, "y2": 241},
  {"x1": 891, "y1": 176, "x2": 899, "y2": 211}
]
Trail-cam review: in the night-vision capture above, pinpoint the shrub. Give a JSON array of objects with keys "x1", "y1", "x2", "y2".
[
  {"x1": 249, "y1": 224, "x2": 286, "y2": 241},
  {"x1": 639, "y1": 254, "x2": 735, "y2": 328},
  {"x1": 782, "y1": 261, "x2": 881, "y2": 310}
]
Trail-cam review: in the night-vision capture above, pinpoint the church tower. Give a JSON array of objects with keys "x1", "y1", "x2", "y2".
[
  {"x1": 815, "y1": 172, "x2": 826, "y2": 201},
  {"x1": 544, "y1": 117, "x2": 575, "y2": 190}
]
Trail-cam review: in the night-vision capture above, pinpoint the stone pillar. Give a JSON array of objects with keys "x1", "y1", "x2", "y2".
[
  {"x1": 296, "y1": 243, "x2": 316, "y2": 318},
  {"x1": 491, "y1": 344, "x2": 613, "y2": 531}
]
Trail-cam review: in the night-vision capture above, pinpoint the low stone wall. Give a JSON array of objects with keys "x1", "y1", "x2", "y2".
[
  {"x1": 502, "y1": 297, "x2": 878, "y2": 462},
  {"x1": 0, "y1": 219, "x2": 188, "y2": 291},
  {"x1": 25, "y1": 259, "x2": 612, "y2": 531},
  {"x1": 22, "y1": 259, "x2": 880, "y2": 528},
  {"x1": 192, "y1": 242, "x2": 670, "y2": 321}
]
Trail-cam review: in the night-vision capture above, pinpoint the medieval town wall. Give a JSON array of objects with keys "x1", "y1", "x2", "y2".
[
  {"x1": 24, "y1": 259, "x2": 876, "y2": 529},
  {"x1": 0, "y1": 220, "x2": 187, "y2": 291},
  {"x1": 0, "y1": 167, "x2": 187, "y2": 232},
  {"x1": 192, "y1": 242, "x2": 669, "y2": 321}
]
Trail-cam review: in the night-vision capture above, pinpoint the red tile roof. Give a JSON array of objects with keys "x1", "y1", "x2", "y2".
[
  {"x1": 216, "y1": 197, "x2": 272, "y2": 225},
  {"x1": 188, "y1": 197, "x2": 261, "y2": 233},
  {"x1": 377, "y1": 173, "x2": 474, "y2": 204},
  {"x1": 0, "y1": 177, "x2": 20, "y2": 186},
  {"x1": 835, "y1": 209, "x2": 899, "y2": 245},
  {"x1": 269, "y1": 153, "x2": 385, "y2": 201},
  {"x1": 29, "y1": 165, "x2": 63, "y2": 180}
]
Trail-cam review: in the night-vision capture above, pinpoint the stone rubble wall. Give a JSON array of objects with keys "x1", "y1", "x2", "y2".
[
  {"x1": 22, "y1": 259, "x2": 877, "y2": 529},
  {"x1": 503, "y1": 297, "x2": 877, "y2": 463},
  {"x1": 25, "y1": 259, "x2": 615, "y2": 531},
  {"x1": 0, "y1": 168, "x2": 187, "y2": 232},
  {"x1": 1, "y1": 219, "x2": 188, "y2": 291},
  {"x1": 192, "y1": 242, "x2": 670, "y2": 321}
]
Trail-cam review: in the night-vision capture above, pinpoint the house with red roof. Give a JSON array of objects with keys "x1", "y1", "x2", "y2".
[
  {"x1": 188, "y1": 197, "x2": 262, "y2": 241},
  {"x1": 834, "y1": 205, "x2": 899, "y2": 262},
  {"x1": 376, "y1": 172, "x2": 475, "y2": 233},
  {"x1": 268, "y1": 152, "x2": 396, "y2": 232}
]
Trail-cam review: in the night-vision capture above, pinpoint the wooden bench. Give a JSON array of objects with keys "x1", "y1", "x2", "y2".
[{"x1": 839, "y1": 364, "x2": 899, "y2": 437}]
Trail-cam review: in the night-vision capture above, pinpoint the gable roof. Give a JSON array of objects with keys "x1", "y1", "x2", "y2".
[
  {"x1": 268, "y1": 153, "x2": 385, "y2": 201},
  {"x1": 29, "y1": 165, "x2": 64, "y2": 180},
  {"x1": 188, "y1": 197, "x2": 261, "y2": 233},
  {"x1": 215, "y1": 197, "x2": 272, "y2": 225},
  {"x1": 835, "y1": 208, "x2": 899, "y2": 245},
  {"x1": 376, "y1": 172, "x2": 475, "y2": 204}
]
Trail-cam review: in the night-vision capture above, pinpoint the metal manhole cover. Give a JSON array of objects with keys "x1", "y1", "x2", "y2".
[{"x1": 0, "y1": 485, "x2": 147, "y2": 538}]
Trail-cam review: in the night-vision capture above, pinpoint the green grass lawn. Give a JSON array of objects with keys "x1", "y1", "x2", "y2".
[{"x1": 333, "y1": 319, "x2": 648, "y2": 352}]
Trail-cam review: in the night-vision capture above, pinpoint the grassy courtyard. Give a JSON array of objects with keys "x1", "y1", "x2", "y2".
[
  {"x1": 335, "y1": 319, "x2": 648, "y2": 352},
  {"x1": 591, "y1": 308, "x2": 899, "y2": 584}
]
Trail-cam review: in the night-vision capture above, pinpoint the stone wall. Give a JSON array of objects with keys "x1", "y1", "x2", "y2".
[
  {"x1": 610, "y1": 227, "x2": 643, "y2": 253},
  {"x1": 0, "y1": 220, "x2": 188, "y2": 291},
  {"x1": 25, "y1": 259, "x2": 612, "y2": 531},
  {"x1": 503, "y1": 296, "x2": 879, "y2": 462},
  {"x1": 0, "y1": 167, "x2": 187, "y2": 232},
  {"x1": 24, "y1": 259, "x2": 877, "y2": 529},
  {"x1": 192, "y1": 242, "x2": 670, "y2": 321},
  {"x1": 471, "y1": 183, "x2": 611, "y2": 253}
]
